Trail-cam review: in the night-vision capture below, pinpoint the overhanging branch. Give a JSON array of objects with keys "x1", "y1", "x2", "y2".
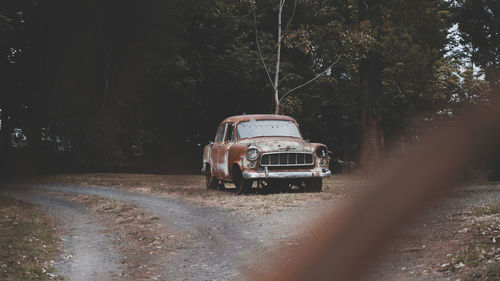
[
  {"x1": 283, "y1": 0, "x2": 298, "y2": 33},
  {"x1": 253, "y1": 5, "x2": 275, "y2": 89},
  {"x1": 278, "y1": 54, "x2": 343, "y2": 104}
]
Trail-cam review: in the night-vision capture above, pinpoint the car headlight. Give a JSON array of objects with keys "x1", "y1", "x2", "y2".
[
  {"x1": 246, "y1": 147, "x2": 259, "y2": 161},
  {"x1": 316, "y1": 146, "x2": 328, "y2": 158}
]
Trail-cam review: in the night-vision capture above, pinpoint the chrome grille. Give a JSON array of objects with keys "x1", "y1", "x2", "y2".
[{"x1": 260, "y1": 152, "x2": 314, "y2": 167}]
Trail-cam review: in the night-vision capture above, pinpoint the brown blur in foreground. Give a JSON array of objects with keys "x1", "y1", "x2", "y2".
[{"x1": 253, "y1": 94, "x2": 500, "y2": 281}]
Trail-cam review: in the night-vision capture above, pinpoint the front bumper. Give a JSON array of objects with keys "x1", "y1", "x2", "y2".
[{"x1": 242, "y1": 167, "x2": 331, "y2": 179}]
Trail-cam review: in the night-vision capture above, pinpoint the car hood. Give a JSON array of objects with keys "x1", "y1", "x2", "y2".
[{"x1": 237, "y1": 137, "x2": 313, "y2": 153}]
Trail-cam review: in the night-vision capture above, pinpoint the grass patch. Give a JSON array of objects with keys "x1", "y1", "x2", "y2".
[
  {"x1": 443, "y1": 223, "x2": 500, "y2": 273},
  {"x1": 0, "y1": 196, "x2": 57, "y2": 280},
  {"x1": 31, "y1": 173, "x2": 363, "y2": 214},
  {"x1": 466, "y1": 262, "x2": 500, "y2": 280},
  {"x1": 454, "y1": 242, "x2": 490, "y2": 268},
  {"x1": 440, "y1": 204, "x2": 500, "y2": 278},
  {"x1": 473, "y1": 203, "x2": 500, "y2": 216}
]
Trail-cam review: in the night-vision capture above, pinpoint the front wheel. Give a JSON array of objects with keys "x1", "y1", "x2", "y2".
[
  {"x1": 304, "y1": 178, "x2": 322, "y2": 192},
  {"x1": 205, "y1": 164, "x2": 217, "y2": 189}
]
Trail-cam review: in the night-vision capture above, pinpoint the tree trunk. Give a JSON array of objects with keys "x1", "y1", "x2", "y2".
[
  {"x1": 359, "y1": 54, "x2": 384, "y2": 168},
  {"x1": 273, "y1": 0, "x2": 284, "y2": 115},
  {"x1": 273, "y1": 88, "x2": 280, "y2": 114}
]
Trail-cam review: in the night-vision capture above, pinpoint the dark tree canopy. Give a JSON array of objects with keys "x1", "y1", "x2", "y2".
[{"x1": 0, "y1": 0, "x2": 494, "y2": 176}]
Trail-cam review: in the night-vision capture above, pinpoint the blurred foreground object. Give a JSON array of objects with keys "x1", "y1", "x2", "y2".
[{"x1": 253, "y1": 94, "x2": 500, "y2": 281}]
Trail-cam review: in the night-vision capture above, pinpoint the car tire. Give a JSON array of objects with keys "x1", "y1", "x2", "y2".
[
  {"x1": 237, "y1": 178, "x2": 252, "y2": 195},
  {"x1": 205, "y1": 164, "x2": 217, "y2": 189},
  {"x1": 304, "y1": 178, "x2": 322, "y2": 192}
]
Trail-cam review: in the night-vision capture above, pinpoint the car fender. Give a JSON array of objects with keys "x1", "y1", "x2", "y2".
[
  {"x1": 227, "y1": 143, "x2": 246, "y2": 179},
  {"x1": 202, "y1": 144, "x2": 212, "y2": 173}
]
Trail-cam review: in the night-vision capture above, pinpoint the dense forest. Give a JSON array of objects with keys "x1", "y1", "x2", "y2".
[{"x1": 0, "y1": 0, "x2": 498, "y2": 176}]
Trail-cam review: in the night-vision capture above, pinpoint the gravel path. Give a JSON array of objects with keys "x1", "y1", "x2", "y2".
[
  {"x1": 0, "y1": 183, "x2": 327, "y2": 280},
  {"x1": 1, "y1": 180, "x2": 499, "y2": 281}
]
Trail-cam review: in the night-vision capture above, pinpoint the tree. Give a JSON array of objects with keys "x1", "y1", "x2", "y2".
[
  {"x1": 1, "y1": 0, "x2": 281, "y2": 172},
  {"x1": 252, "y1": 0, "x2": 341, "y2": 114},
  {"x1": 0, "y1": 0, "x2": 459, "y2": 174},
  {"x1": 454, "y1": 0, "x2": 500, "y2": 90},
  {"x1": 454, "y1": 0, "x2": 500, "y2": 180},
  {"x1": 0, "y1": 0, "x2": 50, "y2": 175},
  {"x1": 304, "y1": 0, "x2": 449, "y2": 167}
]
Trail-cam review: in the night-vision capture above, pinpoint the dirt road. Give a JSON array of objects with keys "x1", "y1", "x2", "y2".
[
  {"x1": 1, "y1": 175, "x2": 499, "y2": 280},
  {"x1": 0, "y1": 180, "x2": 329, "y2": 280}
]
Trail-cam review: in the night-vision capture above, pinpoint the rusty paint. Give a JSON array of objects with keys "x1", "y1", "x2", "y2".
[
  {"x1": 202, "y1": 115, "x2": 331, "y2": 189},
  {"x1": 220, "y1": 114, "x2": 297, "y2": 124}
]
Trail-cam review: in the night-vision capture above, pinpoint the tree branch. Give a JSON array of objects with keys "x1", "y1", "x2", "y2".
[
  {"x1": 253, "y1": 6, "x2": 275, "y2": 89},
  {"x1": 283, "y1": 0, "x2": 298, "y2": 33},
  {"x1": 278, "y1": 54, "x2": 343, "y2": 104}
]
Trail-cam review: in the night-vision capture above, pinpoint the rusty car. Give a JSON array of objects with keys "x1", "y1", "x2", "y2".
[{"x1": 202, "y1": 114, "x2": 331, "y2": 194}]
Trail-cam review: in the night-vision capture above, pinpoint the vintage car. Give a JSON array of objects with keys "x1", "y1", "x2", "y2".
[{"x1": 202, "y1": 114, "x2": 331, "y2": 194}]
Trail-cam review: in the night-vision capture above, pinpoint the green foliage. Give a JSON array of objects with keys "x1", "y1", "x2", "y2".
[
  {"x1": 281, "y1": 96, "x2": 304, "y2": 117},
  {"x1": 289, "y1": 0, "x2": 452, "y2": 154},
  {"x1": 454, "y1": 0, "x2": 500, "y2": 89}
]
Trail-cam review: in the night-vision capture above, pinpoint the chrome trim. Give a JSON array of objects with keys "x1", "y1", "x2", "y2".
[
  {"x1": 260, "y1": 152, "x2": 314, "y2": 167},
  {"x1": 242, "y1": 169, "x2": 331, "y2": 179},
  {"x1": 261, "y1": 151, "x2": 312, "y2": 154}
]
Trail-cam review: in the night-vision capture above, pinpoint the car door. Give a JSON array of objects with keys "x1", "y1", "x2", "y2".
[
  {"x1": 218, "y1": 122, "x2": 235, "y2": 180},
  {"x1": 211, "y1": 123, "x2": 227, "y2": 178}
]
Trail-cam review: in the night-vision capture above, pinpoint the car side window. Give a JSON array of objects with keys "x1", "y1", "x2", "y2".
[
  {"x1": 224, "y1": 123, "x2": 235, "y2": 143},
  {"x1": 215, "y1": 124, "x2": 226, "y2": 143}
]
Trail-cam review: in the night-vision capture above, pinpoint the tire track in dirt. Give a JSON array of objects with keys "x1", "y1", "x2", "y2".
[
  {"x1": 32, "y1": 183, "x2": 266, "y2": 280},
  {"x1": 22, "y1": 183, "x2": 322, "y2": 281},
  {"x1": 0, "y1": 186, "x2": 122, "y2": 281},
  {"x1": 6, "y1": 181, "x2": 493, "y2": 280}
]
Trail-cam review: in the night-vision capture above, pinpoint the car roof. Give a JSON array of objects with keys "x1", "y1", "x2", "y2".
[{"x1": 221, "y1": 114, "x2": 297, "y2": 124}]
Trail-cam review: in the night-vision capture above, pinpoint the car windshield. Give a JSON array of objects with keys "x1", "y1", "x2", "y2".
[{"x1": 237, "y1": 120, "x2": 301, "y2": 139}]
